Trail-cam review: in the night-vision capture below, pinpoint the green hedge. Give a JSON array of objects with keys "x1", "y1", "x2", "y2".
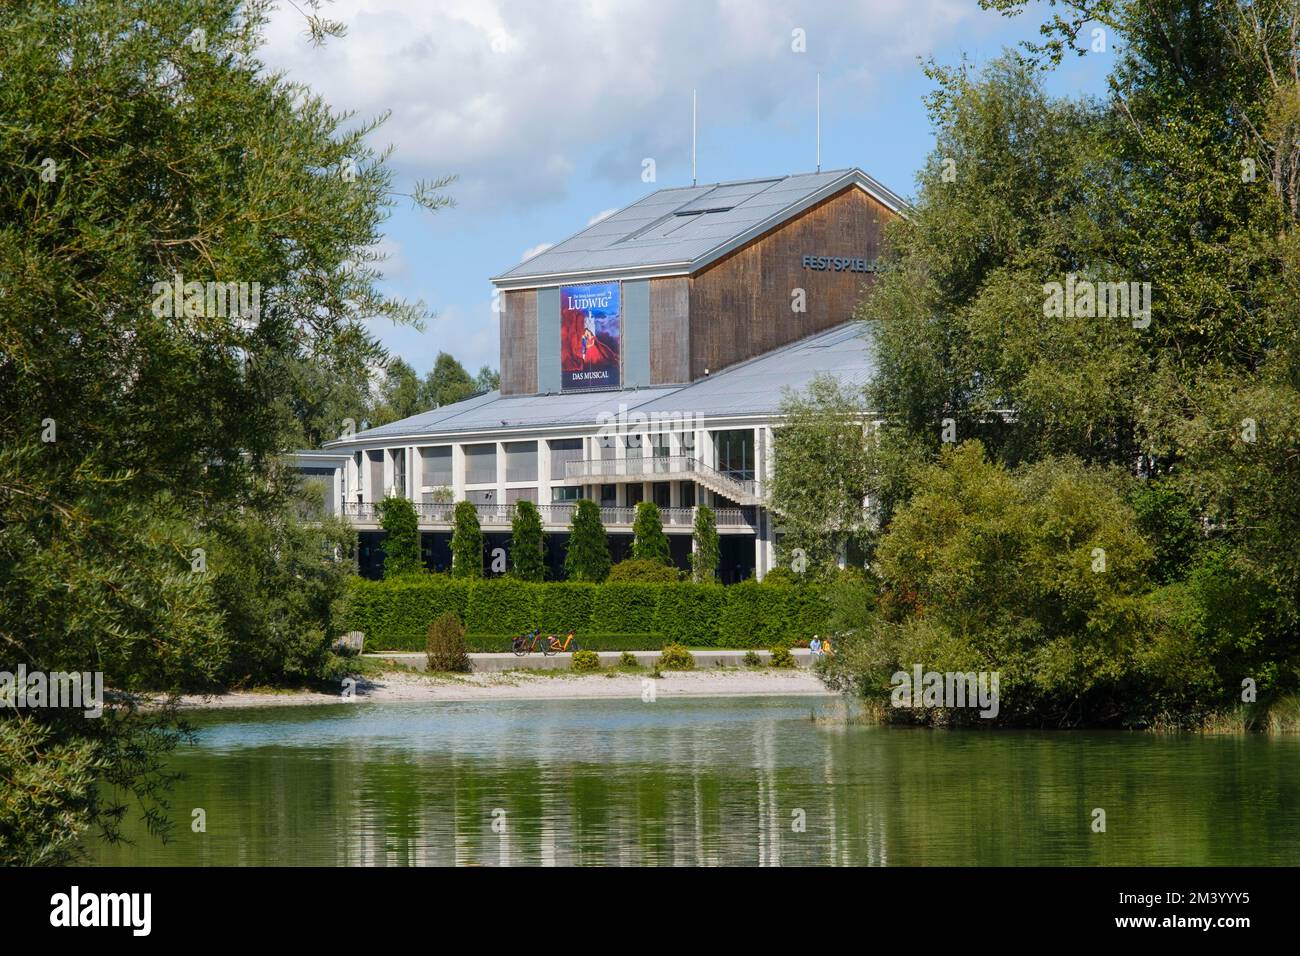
[
  {"x1": 346, "y1": 577, "x2": 470, "y2": 651},
  {"x1": 653, "y1": 584, "x2": 725, "y2": 646},
  {"x1": 345, "y1": 576, "x2": 834, "y2": 651},
  {"x1": 589, "y1": 583, "x2": 661, "y2": 634}
]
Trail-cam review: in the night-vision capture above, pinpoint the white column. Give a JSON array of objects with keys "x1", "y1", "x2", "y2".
[
  {"x1": 407, "y1": 444, "x2": 417, "y2": 501},
  {"x1": 495, "y1": 441, "x2": 507, "y2": 508},
  {"x1": 451, "y1": 444, "x2": 466, "y2": 502},
  {"x1": 539, "y1": 439, "x2": 553, "y2": 509}
]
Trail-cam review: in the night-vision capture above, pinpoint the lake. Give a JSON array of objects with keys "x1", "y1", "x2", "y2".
[{"x1": 89, "y1": 695, "x2": 1300, "y2": 866}]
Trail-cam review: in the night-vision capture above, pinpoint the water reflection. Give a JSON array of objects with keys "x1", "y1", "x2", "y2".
[{"x1": 90, "y1": 697, "x2": 1300, "y2": 866}]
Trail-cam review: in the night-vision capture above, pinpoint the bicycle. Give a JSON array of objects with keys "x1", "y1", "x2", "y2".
[
  {"x1": 542, "y1": 631, "x2": 581, "y2": 655},
  {"x1": 511, "y1": 628, "x2": 544, "y2": 657}
]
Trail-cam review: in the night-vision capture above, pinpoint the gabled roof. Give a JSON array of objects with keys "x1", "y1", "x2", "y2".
[
  {"x1": 492, "y1": 168, "x2": 906, "y2": 289},
  {"x1": 323, "y1": 322, "x2": 874, "y2": 446}
]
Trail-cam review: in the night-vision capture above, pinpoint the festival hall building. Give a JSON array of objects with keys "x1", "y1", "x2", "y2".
[{"x1": 301, "y1": 167, "x2": 905, "y2": 580}]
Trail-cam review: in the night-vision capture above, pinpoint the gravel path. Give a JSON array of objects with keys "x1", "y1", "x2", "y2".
[{"x1": 174, "y1": 668, "x2": 834, "y2": 710}]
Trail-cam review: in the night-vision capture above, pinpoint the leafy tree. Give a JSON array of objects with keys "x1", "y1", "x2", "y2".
[
  {"x1": 420, "y1": 352, "x2": 477, "y2": 409},
  {"x1": 771, "y1": 375, "x2": 881, "y2": 570},
  {"x1": 564, "y1": 499, "x2": 611, "y2": 582},
  {"x1": 509, "y1": 499, "x2": 546, "y2": 581},
  {"x1": 210, "y1": 478, "x2": 358, "y2": 685},
  {"x1": 369, "y1": 358, "x2": 425, "y2": 428},
  {"x1": 828, "y1": 442, "x2": 1160, "y2": 726},
  {"x1": 690, "y1": 505, "x2": 721, "y2": 582},
  {"x1": 0, "y1": 0, "x2": 450, "y2": 862},
  {"x1": 450, "y1": 500, "x2": 483, "y2": 578},
  {"x1": 798, "y1": 4, "x2": 1300, "y2": 723},
  {"x1": 631, "y1": 501, "x2": 671, "y2": 565},
  {"x1": 474, "y1": 365, "x2": 501, "y2": 393},
  {"x1": 378, "y1": 495, "x2": 422, "y2": 578}
]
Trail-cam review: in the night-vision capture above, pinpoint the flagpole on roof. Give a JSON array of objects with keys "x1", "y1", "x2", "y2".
[
  {"x1": 816, "y1": 73, "x2": 821, "y2": 173},
  {"x1": 692, "y1": 88, "x2": 697, "y2": 186}
]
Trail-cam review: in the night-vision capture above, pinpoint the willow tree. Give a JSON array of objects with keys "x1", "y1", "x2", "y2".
[{"x1": 0, "y1": 0, "x2": 450, "y2": 863}]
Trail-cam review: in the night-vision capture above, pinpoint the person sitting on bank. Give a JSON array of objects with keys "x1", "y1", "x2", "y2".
[
  {"x1": 821, "y1": 636, "x2": 834, "y2": 658},
  {"x1": 809, "y1": 635, "x2": 823, "y2": 657}
]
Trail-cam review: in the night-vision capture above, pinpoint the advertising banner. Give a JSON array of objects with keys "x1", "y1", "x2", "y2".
[{"x1": 560, "y1": 282, "x2": 621, "y2": 391}]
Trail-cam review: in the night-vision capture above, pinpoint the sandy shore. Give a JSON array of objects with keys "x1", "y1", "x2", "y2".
[{"x1": 174, "y1": 668, "x2": 835, "y2": 711}]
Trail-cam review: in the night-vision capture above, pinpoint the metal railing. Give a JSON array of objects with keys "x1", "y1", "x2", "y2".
[
  {"x1": 562, "y1": 455, "x2": 758, "y2": 501},
  {"x1": 340, "y1": 501, "x2": 756, "y2": 529}
]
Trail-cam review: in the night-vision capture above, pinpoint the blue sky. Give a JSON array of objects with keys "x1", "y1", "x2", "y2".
[{"x1": 262, "y1": 0, "x2": 1111, "y2": 377}]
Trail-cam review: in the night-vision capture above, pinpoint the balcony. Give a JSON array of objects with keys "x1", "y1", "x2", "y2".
[
  {"x1": 340, "y1": 501, "x2": 757, "y2": 531},
  {"x1": 560, "y1": 455, "x2": 761, "y2": 505}
]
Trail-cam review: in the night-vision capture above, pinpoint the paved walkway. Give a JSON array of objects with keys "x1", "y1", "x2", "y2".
[{"x1": 368, "y1": 648, "x2": 817, "y2": 673}]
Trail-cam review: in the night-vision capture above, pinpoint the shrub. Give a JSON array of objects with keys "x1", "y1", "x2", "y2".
[
  {"x1": 607, "y1": 558, "x2": 680, "y2": 583},
  {"x1": 618, "y1": 650, "x2": 639, "y2": 669},
  {"x1": 769, "y1": 644, "x2": 796, "y2": 668},
  {"x1": 426, "y1": 611, "x2": 470, "y2": 672},
  {"x1": 657, "y1": 643, "x2": 695, "y2": 670},
  {"x1": 572, "y1": 649, "x2": 601, "y2": 672},
  {"x1": 742, "y1": 650, "x2": 762, "y2": 667}
]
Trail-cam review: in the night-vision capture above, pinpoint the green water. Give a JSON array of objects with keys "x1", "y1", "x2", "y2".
[{"x1": 89, "y1": 696, "x2": 1300, "y2": 866}]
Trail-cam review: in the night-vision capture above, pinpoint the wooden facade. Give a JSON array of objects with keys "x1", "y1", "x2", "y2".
[
  {"x1": 500, "y1": 289, "x2": 537, "y2": 396},
  {"x1": 648, "y1": 276, "x2": 690, "y2": 385},
  {"x1": 496, "y1": 183, "x2": 895, "y2": 396},
  {"x1": 687, "y1": 187, "x2": 891, "y2": 379}
]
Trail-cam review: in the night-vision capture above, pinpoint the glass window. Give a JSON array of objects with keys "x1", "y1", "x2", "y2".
[
  {"x1": 549, "y1": 438, "x2": 584, "y2": 480},
  {"x1": 551, "y1": 486, "x2": 582, "y2": 502},
  {"x1": 391, "y1": 448, "x2": 406, "y2": 497},
  {"x1": 504, "y1": 441, "x2": 538, "y2": 482},
  {"x1": 713, "y1": 429, "x2": 755, "y2": 481},
  {"x1": 464, "y1": 443, "x2": 497, "y2": 484},
  {"x1": 420, "y1": 446, "x2": 452, "y2": 486}
]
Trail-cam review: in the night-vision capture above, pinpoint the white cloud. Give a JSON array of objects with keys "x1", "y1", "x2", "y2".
[
  {"x1": 587, "y1": 208, "x2": 617, "y2": 226},
  {"x1": 520, "y1": 242, "x2": 553, "y2": 262},
  {"x1": 261, "y1": 0, "x2": 976, "y2": 209}
]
